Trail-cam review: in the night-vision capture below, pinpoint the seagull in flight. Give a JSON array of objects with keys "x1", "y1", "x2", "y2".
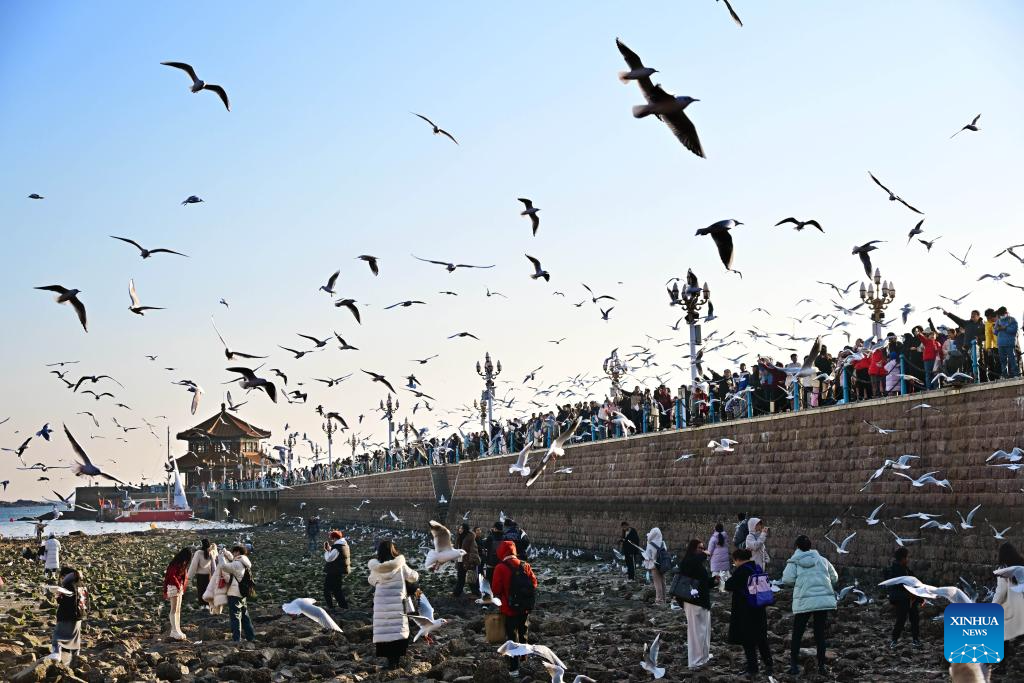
[
  {"x1": 226, "y1": 367, "x2": 278, "y2": 403},
  {"x1": 918, "y1": 237, "x2": 941, "y2": 252},
  {"x1": 412, "y1": 113, "x2": 458, "y2": 145},
  {"x1": 319, "y1": 270, "x2": 340, "y2": 295},
  {"x1": 448, "y1": 331, "x2": 480, "y2": 340},
  {"x1": 946, "y1": 245, "x2": 972, "y2": 267},
  {"x1": 518, "y1": 198, "x2": 541, "y2": 236},
  {"x1": 362, "y1": 370, "x2": 396, "y2": 394},
  {"x1": 35, "y1": 285, "x2": 88, "y2": 332},
  {"x1": 334, "y1": 298, "x2": 361, "y2": 324},
  {"x1": 412, "y1": 255, "x2": 495, "y2": 273},
  {"x1": 878, "y1": 575, "x2": 970, "y2": 603},
  {"x1": 615, "y1": 38, "x2": 658, "y2": 83},
  {"x1": 181, "y1": 195, "x2": 204, "y2": 205},
  {"x1": 825, "y1": 531, "x2": 856, "y2": 555},
  {"x1": 718, "y1": 0, "x2": 744, "y2": 26},
  {"x1": 906, "y1": 219, "x2": 925, "y2": 245},
  {"x1": 212, "y1": 318, "x2": 266, "y2": 360},
  {"x1": 817, "y1": 280, "x2": 858, "y2": 296},
  {"x1": 64, "y1": 425, "x2": 126, "y2": 484},
  {"x1": 863, "y1": 419, "x2": 900, "y2": 435},
  {"x1": 110, "y1": 236, "x2": 187, "y2": 259},
  {"x1": 851, "y1": 241, "x2": 885, "y2": 277},
  {"x1": 581, "y1": 283, "x2": 617, "y2": 304},
  {"x1": 160, "y1": 61, "x2": 230, "y2": 111},
  {"x1": 695, "y1": 220, "x2": 742, "y2": 277},
  {"x1": 526, "y1": 255, "x2": 550, "y2": 282},
  {"x1": 334, "y1": 332, "x2": 359, "y2": 351},
  {"x1": 384, "y1": 300, "x2": 427, "y2": 310},
  {"x1": 775, "y1": 217, "x2": 823, "y2": 233},
  {"x1": 128, "y1": 279, "x2": 164, "y2": 316},
  {"x1": 411, "y1": 355, "x2": 438, "y2": 365},
  {"x1": 939, "y1": 291, "x2": 972, "y2": 307},
  {"x1": 356, "y1": 255, "x2": 380, "y2": 276},
  {"x1": 892, "y1": 470, "x2": 953, "y2": 491},
  {"x1": 868, "y1": 172, "x2": 923, "y2": 214},
  {"x1": 629, "y1": 76, "x2": 704, "y2": 157},
  {"x1": 950, "y1": 114, "x2": 981, "y2": 138}
]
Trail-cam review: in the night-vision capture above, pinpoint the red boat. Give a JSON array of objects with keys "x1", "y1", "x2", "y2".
[{"x1": 114, "y1": 463, "x2": 193, "y2": 522}]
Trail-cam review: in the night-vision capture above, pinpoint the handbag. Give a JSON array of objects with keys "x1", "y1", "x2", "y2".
[
  {"x1": 670, "y1": 573, "x2": 702, "y2": 604},
  {"x1": 484, "y1": 612, "x2": 507, "y2": 644}
]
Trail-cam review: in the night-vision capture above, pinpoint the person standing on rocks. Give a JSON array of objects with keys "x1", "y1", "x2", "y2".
[
  {"x1": 725, "y1": 548, "x2": 774, "y2": 677},
  {"x1": 186, "y1": 539, "x2": 218, "y2": 608},
  {"x1": 222, "y1": 545, "x2": 256, "y2": 643},
  {"x1": 675, "y1": 538, "x2": 716, "y2": 669},
  {"x1": 483, "y1": 521, "x2": 505, "y2": 582},
  {"x1": 503, "y1": 518, "x2": 530, "y2": 560},
  {"x1": 48, "y1": 566, "x2": 86, "y2": 666},
  {"x1": 44, "y1": 531, "x2": 60, "y2": 580},
  {"x1": 368, "y1": 539, "x2": 419, "y2": 670},
  {"x1": 162, "y1": 546, "x2": 193, "y2": 640},
  {"x1": 642, "y1": 527, "x2": 669, "y2": 605},
  {"x1": 323, "y1": 530, "x2": 351, "y2": 611},
  {"x1": 744, "y1": 517, "x2": 770, "y2": 571},
  {"x1": 994, "y1": 542, "x2": 1024, "y2": 643},
  {"x1": 708, "y1": 522, "x2": 731, "y2": 592},
  {"x1": 734, "y1": 512, "x2": 748, "y2": 550},
  {"x1": 621, "y1": 522, "x2": 641, "y2": 581},
  {"x1": 305, "y1": 515, "x2": 321, "y2": 556},
  {"x1": 779, "y1": 535, "x2": 838, "y2": 676},
  {"x1": 885, "y1": 547, "x2": 922, "y2": 650},
  {"x1": 452, "y1": 523, "x2": 480, "y2": 598},
  {"x1": 35, "y1": 520, "x2": 46, "y2": 547},
  {"x1": 492, "y1": 540, "x2": 538, "y2": 678}
]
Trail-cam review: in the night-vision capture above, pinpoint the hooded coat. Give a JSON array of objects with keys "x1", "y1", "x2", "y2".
[
  {"x1": 744, "y1": 518, "x2": 770, "y2": 568},
  {"x1": 642, "y1": 527, "x2": 666, "y2": 570},
  {"x1": 45, "y1": 536, "x2": 61, "y2": 570},
  {"x1": 367, "y1": 555, "x2": 419, "y2": 643},
  {"x1": 203, "y1": 550, "x2": 233, "y2": 609},
  {"x1": 221, "y1": 552, "x2": 252, "y2": 599},
  {"x1": 491, "y1": 540, "x2": 538, "y2": 618},
  {"x1": 994, "y1": 576, "x2": 1024, "y2": 641},
  {"x1": 187, "y1": 545, "x2": 218, "y2": 579},
  {"x1": 725, "y1": 561, "x2": 768, "y2": 645},
  {"x1": 780, "y1": 549, "x2": 839, "y2": 614}
]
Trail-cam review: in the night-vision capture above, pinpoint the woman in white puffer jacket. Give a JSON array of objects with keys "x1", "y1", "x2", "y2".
[
  {"x1": 368, "y1": 540, "x2": 419, "y2": 670},
  {"x1": 202, "y1": 548, "x2": 232, "y2": 615}
]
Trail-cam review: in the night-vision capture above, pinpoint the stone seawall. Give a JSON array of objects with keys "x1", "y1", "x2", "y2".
[{"x1": 281, "y1": 379, "x2": 1024, "y2": 581}]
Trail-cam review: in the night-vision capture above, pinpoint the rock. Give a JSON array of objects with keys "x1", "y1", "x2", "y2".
[
  {"x1": 9, "y1": 658, "x2": 51, "y2": 683},
  {"x1": 155, "y1": 661, "x2": 189, "y2": 681},
  {"x1": 146, "y1": 651, "x2": 164, "y2": 666},
  {"x1": 468, "y1": 659, "x2": 511, "y2": 683}
]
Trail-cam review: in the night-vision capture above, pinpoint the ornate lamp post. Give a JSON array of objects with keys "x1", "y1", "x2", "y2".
[
  {"x1": 476, "y1": 352, "x2": 501, "y2": 453},
  {"x1": 381, "y1": 395, "x2": 398, "y2": 449},
  {"x1": 322, "y1": 419, "x2": 338, "y2": 480},
  {"x1": 679, "y1": 273, "x2": 712, "y2": 383},
  {"x1": 860, "y1": 268, "x2": 895, "y2": 339},
  {"x1": 602, "y1": 348, "x2": 628, "y2": 401}
]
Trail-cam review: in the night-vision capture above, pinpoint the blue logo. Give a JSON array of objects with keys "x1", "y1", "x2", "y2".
[{"x1": 944, "y1": 603, "x2": 1004, "y2": 664}]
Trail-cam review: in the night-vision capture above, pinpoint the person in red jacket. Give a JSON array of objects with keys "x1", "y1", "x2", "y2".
[
  {"x1": 163, "y1": 546, "x2": 193, "y2": 641},
  {"x1": 868, "y1": 346, "x2": 888, "y2": 396},
  {"x1": 853, "y1": 345, "x2": 873, "y2": 400},
  {"x1": 491, "y1": 540, "x2": 538, "y2": 678},
  {"x1": 916, "y1": 328, "x2": 943, "y2": 385}
]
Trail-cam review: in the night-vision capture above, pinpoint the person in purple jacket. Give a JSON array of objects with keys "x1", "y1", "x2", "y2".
[{"x1": 708, "y1": 522, "x2": 731, "y2": 592}]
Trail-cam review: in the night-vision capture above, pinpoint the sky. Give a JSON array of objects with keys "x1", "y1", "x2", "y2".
[{"x1": 1, "y1": 1, "x2": 1023, "y2": 501}]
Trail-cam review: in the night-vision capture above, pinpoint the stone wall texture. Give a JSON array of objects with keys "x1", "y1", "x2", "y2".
[{"x1": 282, "y1": 379, "x2": 1024, "y2": 581}]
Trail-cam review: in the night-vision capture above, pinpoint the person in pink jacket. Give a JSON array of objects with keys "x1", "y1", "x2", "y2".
[{"x1": 707, "y1": 523, "x2": 732, "y2": 592}]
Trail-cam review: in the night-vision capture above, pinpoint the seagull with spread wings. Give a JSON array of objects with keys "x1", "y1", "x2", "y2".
[
  {"x1": 35, "y1": 285, "x2": 88, "y2": 332},
  {"x1": 852, "y1": 241, "x2": 885, "y2": 277},
  {"x1": 128, "y1": 279, "x2": 164, "y2": 316},
  {"x1": 362, "y1": 370, "x2": 396, "y2": 394},
  {"x1": 518, "y1": 198, "x2": 541, "y2": 236},
  {"x1": 160, "y1": 61, "x2": 230, "y2": 111},
  {"x1": 425, "y1": 520, "x2": 466, "y2": 570},
  {"x1": 775, "y1": 217, "x2": 823, "y2": 233},
  {"x1": 868, "y1": 172, "x2": 923, "y2": 214},
  {"x1": 412, "y1": 255, "x2": 495, "y2": 273},
  {"x1": 225, "y1": 367, "x2": 278, "y2": 403},
  {"x1": 212, "y1": 318, "x2": 266, "y2": 360},
  {"x1": 695, "y1": 220, "x2": 742, "y2": 277},
  {"x1": 526, "y1": 254, "x2": 550, "y2": 282},
  {"x1": 64, "y1": 425, "x2": 126, "y2": 484},
  {"x1": 950, "y1": 114, "x2": 981, "y2": 138},
  {"x1": 110, "y1": 236, "x2": 188, "y2": 259},
  {"x1": 413, "y1": 113, "x2": 458, "y2": 145}
]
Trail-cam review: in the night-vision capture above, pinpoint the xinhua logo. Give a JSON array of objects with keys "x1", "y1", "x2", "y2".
[{"x1": 944, "y1": 603, "x2": 1004, "y2": 664}]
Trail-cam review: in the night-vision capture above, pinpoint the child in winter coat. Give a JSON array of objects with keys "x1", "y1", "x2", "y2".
[{"x1": 49, "y1": 567, "x2": 87, "y2": 665}]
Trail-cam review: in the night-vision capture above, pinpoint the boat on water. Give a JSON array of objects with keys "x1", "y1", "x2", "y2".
[{"x1": 115, "y1": 450, "x2": 193, "y2": 522}]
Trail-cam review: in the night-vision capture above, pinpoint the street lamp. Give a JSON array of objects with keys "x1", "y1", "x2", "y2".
[
  {"x1": 476, "y1": 352, "x2": 501, "y2": 453},
  {"x1": 860, "y1": 268, "x2": 896, "y2": 339},
  {"x1": 285, "y1": 432, "x2": 297, "y2": 473},
  {"x1": 322, "y1": 420, "x2": 338, "y2": 480},
  {"x1": 677, "y1": 271, "x2": 712, "y2": 383},
  {"x1": 381, "y1": 395, "x2": 398, "y2": 448},
  {"x1": 602, "y1": 348, "x2": 628, "y2": 401}
]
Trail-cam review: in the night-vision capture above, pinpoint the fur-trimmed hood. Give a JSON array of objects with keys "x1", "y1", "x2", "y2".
[{"x1": 368, "y1": 554, "x2": 407, "y2": 577}]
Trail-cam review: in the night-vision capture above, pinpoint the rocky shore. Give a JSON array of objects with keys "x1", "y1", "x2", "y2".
[{"x1": 0, "y1": 523, "x2": 1009, "y2": 682}]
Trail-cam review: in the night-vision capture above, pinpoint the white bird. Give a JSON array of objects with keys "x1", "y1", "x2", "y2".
[
  {"x1": 901, "y1": 512, "x2": 942, "y2": 521},
  {"x1": 547, "y1": 416, "x2": 582, "y2": 459},
  {"x1": 497, "y1": 641, "x2": 566, "y2": 669},
  {"x1": 160, "y1": 61, "x2": 230, "y2": 111},
  {"x1": 825, "y1": 532, "x2": 856, "y2": 554},
  {"x1": 882, "y1": 524, "x2": 920, "y2": 548},
  {"x1": 281, "y1": 598, "x2": 342, "y2": 632},
  {"x1": 863, "y1": 419, "x2": 900, "y2": 435},
  {"x1": 988, "y1": 521, "x2": 1012, "y2": 540},
  {"x1": 673, "y1": 453, "x2": 695, "y2": 462},
  {"x1": 610, "y1": 411, "x2": 636, "y2": 435},
  {"x1": 425, "y1": 520, "x2": 465, "y2": 571},
  {"x1": 957, "y1": 504, "x2": 982, "y2": 530},
  {"x1": 864, "y1": 504, "x2": 885, "y2": 526},
  {"x1": 986, "y1": 448, "x2": 1023, "y2": 463},
  {"x1": 708, "y1": 438, "x2": 738, "y2": 453},
  {"x1": 615, "y1": 38, "x2": 657, "y2": 83},
  {"x1": 554, "y1": 467, "x2": 573, "y2": 474},
  {"x1": 892, "y1": 471, "x2": 953, "y2": 490},
  {"x1": 410, "y1": 592, "x2": 448, "y2": 642},
  {"x1": 389, "y1": 510, "x2": 403, "y2": 524},
  {"x1": 543, "y1": 662, "x2": 597, "y2": 683},
  {"x1": 877, "y1": 576, "x2": 972, "y2": 604},
  {"x1": 640, "y1": 633, "x2": 665, "y2": 679},
  {"x1": 475, "y1": 573, "x2": 503, "y2": 607},
  {"x1": 992, "y1": 566, "x2": 1024, "y2": 592},
  {"x1": 508, "y1": 438, "x2": 533, "y2": 477},
  {"x1": 859, "y1": 455, "x2": 919, "y2": 491},
  {"x1": 518, "y1": 198, "x2": 541, "y2": 236},
  {"x1": 920, "y1": 520, "x2": 956, "y2": 532}
]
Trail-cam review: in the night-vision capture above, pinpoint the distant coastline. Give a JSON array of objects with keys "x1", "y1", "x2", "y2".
[{"x1": 0, "y1": 500, "x2": 46, "y2": 508}]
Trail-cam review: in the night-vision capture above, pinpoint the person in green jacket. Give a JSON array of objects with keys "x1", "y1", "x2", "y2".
[{"x1": 780, "y1": 535, "x2": 838, "y2": 676}]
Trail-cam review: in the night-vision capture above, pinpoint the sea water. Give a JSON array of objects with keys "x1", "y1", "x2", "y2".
[{"x1": 0, "y1": 505, "x2": 249, "y2": 540}]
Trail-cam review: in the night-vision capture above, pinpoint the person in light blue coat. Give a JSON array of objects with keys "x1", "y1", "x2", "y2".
[{"x1": 780, "y1": 535, "x2": 838, "y2": 676}]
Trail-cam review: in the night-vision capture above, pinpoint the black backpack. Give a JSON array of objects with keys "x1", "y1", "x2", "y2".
[
  {"x1": 507, "y1": 560, "x2": 536, "y2": 612},
  {"x1": 238, "y1": 568, "x2": 257, "y2": 599}
]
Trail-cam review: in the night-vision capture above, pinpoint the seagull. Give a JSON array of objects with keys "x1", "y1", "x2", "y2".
[
  {"x1": 212, "y1": 318, "x2": 266, "y2": 360},
  {"x1": 448, "y1": 331, "x2": 479, "y2": 340},
  {"x1": 892, "y1": 471, "x2": 953, "y2": 491},
  {"x1": 476, "y1": 574, "x2": 502, "y2": 607},
  {"x1": 640, "y1": 633, "x2": 665, "y2": 679},
  {"x1": 978, "y1": 272, "x2": 1012, "y2": 282},
  {"x1": 851, "y1": 241, "x2": 885, "y2": 277},
  {"x1": 988, "y1": 521, "x2": 1012, "y2": 541},
  {"x1": 384, "y1": 300, "x2": 427, "y2": 310},
  {"x1": 281, "y1": 598, "x2": 342, "y2": 632},
  {"x1": 950, "y1": 114, "x2": 981, "y2": 138},
  {"x1": 296, "y1": 333, "x2": 331, "y2": 348},
  {"x1": 219, "y1": 298, "x2": 229, "y2": 308},
  {"x1": 695, "y1": 220, "x2": 742, "y2": 277},
  {"x1": 64, "y1": 425, "x2": 125, "y2": 484},
  {"x1": 615, "y1": 38, "x2": 658, "y2": 83},
  {"x1": 708, "y1": 438, "x2": 738, "y2": 453},
  {"x1": 412, "y1": 255, "x2": 495, "y2": 273},
  {"x1": 508, "y1": 439, "x2": 533, "y2": 477},
  {"x1": 900, "y1": 303, "x2": 915, "y2": 324},
  {"x1": 225, "y1": 367, "x2": 278, "y2": 403},
  {"x1": 673, "y1": 453, "x2": 695, "y2": 462},
  {"x1": 181, "y1": 195, "x2": 204, "y2": 205},
  {"x1": 526, "y1": 254, "x2": 550, "y2": 281},
  {"x1": 109, "y1": 236, "x2": 187, "y2": 259},
  {"x1": 28, "y1": 193, "x2": 44, "y2": 199},
  {"x1": 160, "y1": 61, "x2": 230, "y2": 111},
  {"x1": 868, "y1": 172, "x2": 923, "y2": 214},
  {"x1": 356, "y1": 255, "x2": 380, "y2": 276},
  {"x1": 920, "y1": 520, "x2": 956, "y2": 532},
  {"x1": 825, "y1": 532, "x2": 856, "y2": 555},
  {"x1": 878, "y1": 575, "x2": 971, "y2": 603},
  {"x1": 175, "y1": 380, "x2": 204, "y2": 414},
  {"x1": 543, "y1": 662, "x2": 597, "y2": 683},
  {"x1": 882, "y1": 524, "x2": 921, "y2": 548},
  {"x1": 863, "y1": 419, "x2": 900, "y2": 435},
  {"x1": 319, "y1": 270, "x2": 340, "y2": 295},
  {"x1": 906, "y1": 403, "x2": 940, "y2": 413},
  {"x1": 362, "y1": 370, "x2": 395, "y2": 394},
  {"x1": 939, "y1": 291, "x2": 973, "y2": 306},
  {"x1": 775, "y1": 217, "x2": 823, "y2": 233},
  {"x1": 864, "y1": 503, "x2": 885, "y2": 526},
  {"x1": 225, "y1": 390, "x2": 247, "y2": 412},
  {"x1": 127, "y1": 279, "x2": 163, "y2": 316},
  {"x1": 411, "y1": 355, "x2": 438, "y2": 365},
  {"x1": 918, "y1": 237, "x2": 941, "y2": 251},
  {"x1": 410, "y1": 592, "x2": 449, "y2": 642},
  {"x1": 36, "y1": 424, "x2": 53, "y2": 441},
  {"x1": 946, "y1": 245, "x2": 972, "y2": 267},
  {"x1": 986, "y1": 448, "x2": 1023, "y2": 463},
  {"x1": 581, "y1": 283, "x2": 617, "y2": 304},
  {"x1": 906, "y1": 219, "x2": 925, "y2": 245},
  {"x1": 518, "y1": 198, "x2": 541, "y2": 236},
  {"x1": 425, "y1": 520, "x2": 465, "y2": 571},
  {"x1": 718, "y1": 0, "x2": 744, "y2": 26},
  {"x1": 412, "y1": 113, "x2": 458, "y2": 145},
  {"x1": 497, "y1": 641, "x2": 566, "y2": 669},
  {"x1": 34, "y1": 285, "x2": 88, "y2": 332},
  {"x1": 957, "y1": 505, "x2": 982, "y2": 530},
  {"x1": 817, "y1": 280, "x2": 859, "y2": 296},
  {"x1": 334, "y1": 298, "x2": 361, "y2": 324}
]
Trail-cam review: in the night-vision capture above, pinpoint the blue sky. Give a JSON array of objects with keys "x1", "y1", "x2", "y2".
[{"x1": 1, "y1": 1, "x2": 1022, "y2": 499}]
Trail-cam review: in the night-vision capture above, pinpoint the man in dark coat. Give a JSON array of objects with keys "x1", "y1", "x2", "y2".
[
  {"x1": 482, "y1": 522, "x2": 505, "y2": 582},
  {"x1": 620, "y1": 522, "x2": 641, "y2": 580},
  {"x1": 724, "y1": 548, "x2": 773, "y2": 677}
]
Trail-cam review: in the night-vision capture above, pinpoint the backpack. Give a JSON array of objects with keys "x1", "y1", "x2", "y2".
[
  {"x1": 655, "y1": 543, "x2": 672, "y2": 573},
  {"x1": 506, "y1": 560, "x2": 536, "y2": 612},
  {"x1": 237, "y1": 568, "x2": 257, "y2": 599},
  {"x1": 745, "y1": 565, "x2": 775, "y2": 608}
]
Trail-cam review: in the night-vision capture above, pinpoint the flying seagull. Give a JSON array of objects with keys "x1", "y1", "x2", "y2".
[
  {"x1": 110, "y1": 236, "x2": 187, "y2": 259},
  {"x1": 718, "y1": 0, "x2": 744, "y2": 26},
  {"x1": 425, "y1": 520, "x2": 465, "y2": 570},
  {"x1": 356, "y1": 255, "x2": 380, "y2": 276},
  {"x1": 906, "y1": 219, "x2": 925, "y2": 245},
  {"x1": 212, "y1": 318, "x2": 266, "y2": 360},
  {"x1": 362, "y1": 370, "x2": 396, "y2": 394},
  {"x1": 160, "y1": 61, "x2": 230, "y2": 111},
  {"x1": 630, "y1": 74, "x2": 704, "y2": 157},
  {"x1": 225, "y1": 367, "x2": 278, "y2": 403},
  {"x1": 128, "y1": 279, "x2": 164, "y2": 316},
  {"x1": 410, "y1": 592, "x2": 449, "y2": 642},
  {"x1": 640, "y1": 633, "x2": 666, "y2": 679},
  {"x1": 412, "y1": 113, "x2": 458, "y2": 145},
  {"x1": 868, "y1": 172, "x2": 923, "y2": 214},
  {"x1": 775, "y1": 217, "x2": 823, "y2": 233},
  {"x1": 281, "y1": 598, "x2": 342, "y2": 632},
  {"x1": 412, "y1": 255, "x2": 495, "y2": 273},
  {"x1": 852, "y1": 240, "x2": 885, "y2": 277},
  {"x1": 947, "y1": 244, "x2": 972, "y2": 267},
  {"x1": 384, "y1": 300, "x2": 427, "y2": 310},
  {"x1": 518, "y1": 198, "x2": 541, "y2": 236},
  {"x1": 181, "y1": 195, "x2": 204, "y2": 205},
  {"x1": 918, "y1": 237, "x2": 941, "y2": 252},
  {"x1": 64, "y1": 425, "x2": 125, "y2": 484},
  {"x1": 695, "y1": 220, "x2": 742, "y2": 277},
  {"x1": 526, "y1": 254, "x2": 550, "y2": 282},
  {"x1": 950, "y1": 114, "x2": 981, "y2": 138},
  {"x1": 319, "y1": 270, "x2": 340, "y2": 295},
  {"x1": 334, "y1": 298, "x2": 361, "y2": 324},
  {"x1": 615, "y1": 38, "x2": 658, "y2": 83},
  {"x1": 28, "y1": 193, "x2": 44, "y2": 199},
  {"x1": 448, "y1": 331, "x2": 479, "y2": 340},
  {"x1": 35, "y1": 285, "x2": 87, "y2": 332}
]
